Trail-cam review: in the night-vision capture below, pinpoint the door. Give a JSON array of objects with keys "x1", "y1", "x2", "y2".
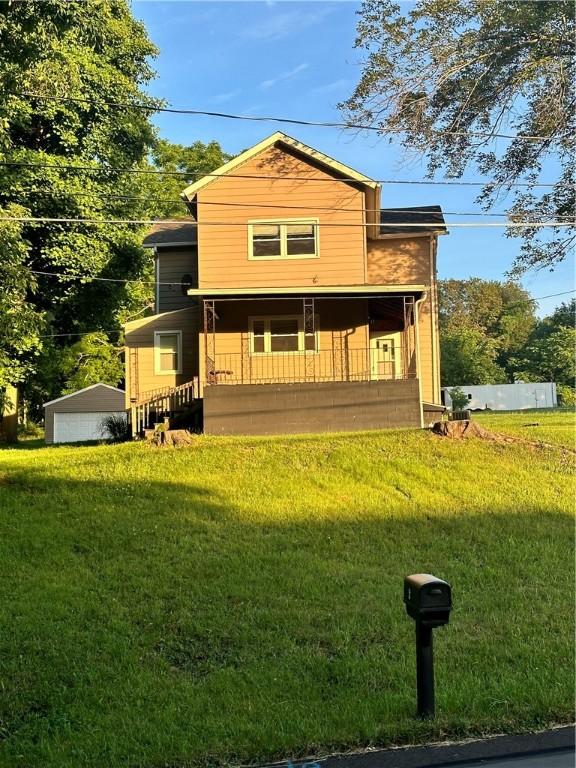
[
  {"x1": 370, "y1": 333, "x2": 402, "y2": 380},
  {"x1": 53, "y1": 411, "x2": 126, "y2": 443}
]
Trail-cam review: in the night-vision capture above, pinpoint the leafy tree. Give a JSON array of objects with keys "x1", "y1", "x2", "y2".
[
  {"x1": 438, "y1": 278, "x2": 537, "y2": 383},
  {"x1": 448, "y1": 387, "x2": 469, "y2": 410},
  {"x1": 340, "y1": 0, "x2": 575, "y2": 273},
  {"x1": 511, "y1": 326, "x2": 575, "y2": 386},
  {"x1": 440, "y1": 325, "x2": 506, "y2": 386},
  {"x1": 59, "y1": 332, "x2": 124, "y2": 394},
  {"x1": 0, "y1": 206, "x2": 44, "y2": 393},
  {"x1": 148, "y1": 139, "x2": 231, "y2": 218},
  {"x1": 0, "y1": 1, "x2": 159, "y2": 413}
]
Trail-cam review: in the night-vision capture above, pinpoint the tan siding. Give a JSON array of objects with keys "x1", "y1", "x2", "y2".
[
  {"x1": 125, "y1": 307, "x2": 199, "y2": 406},
  {"x1": 157, "y1": 247, "x2": 198, "y2": 313},
  {"x1": 44, "y1": 385, "x2": 125, "y2": 444},
  {"x1": 197, "y1": 145, "x2": 366, "y2": 289},
  {"x1": 367, "y1": 235, "x2": 441, "y2": 403},
  {"x1": 367, "y1": 236, "x2": 431, "y2": 285}
]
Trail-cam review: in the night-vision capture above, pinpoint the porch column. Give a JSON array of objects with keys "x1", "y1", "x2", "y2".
[
  {"x1": 303, "y1": 297, "x2": 316, "y2": 380},
  {"x1": 203, "y1": 298, "x2": 216, "y2": 384}
]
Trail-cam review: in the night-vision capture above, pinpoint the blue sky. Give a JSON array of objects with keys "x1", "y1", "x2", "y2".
[{"x1": 133, "y1": 0, "x2": 574, "y2": 317}]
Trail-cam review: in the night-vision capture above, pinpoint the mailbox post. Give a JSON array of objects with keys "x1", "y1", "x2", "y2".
[{"x1": 404, "y1": 574, "x2": 452, "y2": 719}]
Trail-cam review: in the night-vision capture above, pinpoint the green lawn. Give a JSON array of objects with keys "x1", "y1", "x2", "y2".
[{"x1": 0, "y1": 411, "x2": 573, "y2": 767}]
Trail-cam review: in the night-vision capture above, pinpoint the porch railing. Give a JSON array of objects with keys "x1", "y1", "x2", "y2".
[
  {"x1": 130, "y1": 378, "x2": 198, "y2": 436},
  {"x1": 205, "y1": 348, "x2": 416, "y2": 386}
]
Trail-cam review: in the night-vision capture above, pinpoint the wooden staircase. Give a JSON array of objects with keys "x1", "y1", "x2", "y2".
[{"x1": 130, "y1": 379, "x2": 198, "y2": 437}]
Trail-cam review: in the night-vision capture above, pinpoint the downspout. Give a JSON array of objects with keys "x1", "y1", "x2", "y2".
[
  {"x1": 414, "y1": 292, "x2": 427, "y2": 429},
  {"x1": 153, "y1": 246, "x2": 159, "y2": 314},
  {"x1": 429, "y1": 236, "x2": 440, "y2": 403}
]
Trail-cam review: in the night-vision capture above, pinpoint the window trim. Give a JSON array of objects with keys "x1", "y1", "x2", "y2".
[
  {"x1": 247, "y1": 218, "x2": 320, "y2": 261},
  {"x1": 154, "y1": 330, "x2": 183, "y2": 375},
  {"x1": 248, "y1": 315, "x2": 320, "y2": 355}
]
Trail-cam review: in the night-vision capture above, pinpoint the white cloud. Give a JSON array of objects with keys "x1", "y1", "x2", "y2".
[
  {"x1": 310, "y1": 78, "x2": 350, "y2": 96},
  {"x1": 260, "y1": 63, "x2": 309, "y2": 90},
  {"x1": 210, "y1": 89, "x2": 242, "y2": 105},
  {"x1": 242, "y1": 7, "x2": 333, "y2": 42}
]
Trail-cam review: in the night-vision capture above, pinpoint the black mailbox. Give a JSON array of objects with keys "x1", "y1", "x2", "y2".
[{"x1": 404, "y1": 573, "x2": 452, "y2": 627}]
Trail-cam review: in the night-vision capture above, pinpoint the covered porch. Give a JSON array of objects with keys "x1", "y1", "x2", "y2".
[{"x1": 199, "y1": 288, "x2": 424, "y2": 390}]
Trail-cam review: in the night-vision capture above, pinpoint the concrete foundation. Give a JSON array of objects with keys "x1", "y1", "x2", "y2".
[{"x1": 203, "y1": 379, "x2": 421, "y2": 435}]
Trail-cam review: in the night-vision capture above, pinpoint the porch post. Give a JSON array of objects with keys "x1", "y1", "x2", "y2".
[
  {"x1": 303, "y1": 297, "x2": 315, "y2": 380},
  {"x1": 203, "y1": 299, "x2": 216, "y2": 384}
]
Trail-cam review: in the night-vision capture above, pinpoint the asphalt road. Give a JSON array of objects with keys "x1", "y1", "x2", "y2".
[{"x1": 459, "y1": 750, "x2": 574, "y2": 768}]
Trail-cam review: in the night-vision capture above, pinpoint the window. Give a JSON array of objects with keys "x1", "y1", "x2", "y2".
[
  {"x1": 249, "y1": 316, "x2": 319, "y2": 354},
  {"x1": 154, "y1": 331, "x2": 182, "y2": 374},
  {"x1": 249, "y1": 220, "x2": 318, "y2": 260}
]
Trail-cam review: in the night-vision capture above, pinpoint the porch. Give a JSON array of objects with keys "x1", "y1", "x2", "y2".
[{"x1": 201, "y1": 293, "x2": 420, "y2": 388}]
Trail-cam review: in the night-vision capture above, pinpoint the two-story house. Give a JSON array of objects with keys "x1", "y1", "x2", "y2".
[{"x1": 124, "y1": 132, "x2": 446, "y2": 435}]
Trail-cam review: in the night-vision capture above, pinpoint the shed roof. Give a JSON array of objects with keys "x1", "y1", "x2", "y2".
[
  {"x1": 43, "y1": 383, "x2": 125, "y2": 408},
  {"x1": 379, "y1": 206, "x2": 446, "y2": 235}
]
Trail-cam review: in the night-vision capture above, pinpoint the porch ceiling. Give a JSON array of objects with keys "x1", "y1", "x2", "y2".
[{"x1": 188, "y1": 284, "x2": 427, "y2": 298}]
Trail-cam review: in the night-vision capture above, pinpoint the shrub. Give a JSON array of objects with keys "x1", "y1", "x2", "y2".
[
  {"x1": 557, "y1": 384, "x2": 576, "y2": 408},
  {"x1": 99, "y1": 414, "x2": 130, "y2": 442},
  {"x1": 448, "y1": 387, "x2": 469, "y2": 411}
]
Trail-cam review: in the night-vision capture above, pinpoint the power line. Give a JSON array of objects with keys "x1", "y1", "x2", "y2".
[
  {"x1": 9, "y1": 91, "x2": 555, "y2": 142},
  {"x1": 8, "y1": 188, "x2": 572, "y2": 219},
  {"x1": 3, "y1": 216, "x2": 573, "y2": 228},
  {"x1": 0, "y1": 160, "x2": 563, "y2": 187},
  {"x1": 33, "y1": 289, "x2": 576, "y2": 339}
]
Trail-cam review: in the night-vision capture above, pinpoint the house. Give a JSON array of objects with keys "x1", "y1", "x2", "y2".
[{"x1": 124, "y1": 132, "x2": 446, "y2": 435}]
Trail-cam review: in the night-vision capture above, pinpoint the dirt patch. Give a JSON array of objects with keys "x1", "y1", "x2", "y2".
[{"x1": 432, "y1": 419, "x2": 576, "y2": 454}]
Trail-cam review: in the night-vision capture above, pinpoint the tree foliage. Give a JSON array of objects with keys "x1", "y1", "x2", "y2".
[
  {"x1": 0, "y1": 3, "x2": 230, "y2": 415},
  {"x1": 438, "y1": 278, "x2": 536, "y2": 384},
  {"x1": 340, "y1": 0, "x2": 575, "y2": 273}
]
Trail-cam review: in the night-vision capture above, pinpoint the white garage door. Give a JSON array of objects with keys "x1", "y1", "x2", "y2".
[{"x1": 53, "y1": 411, "x2": 126, "y2": 444}]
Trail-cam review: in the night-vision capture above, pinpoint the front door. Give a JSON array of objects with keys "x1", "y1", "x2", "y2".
[{"x1": 370, "y1": 332, "x2": 402, "y2": 380}]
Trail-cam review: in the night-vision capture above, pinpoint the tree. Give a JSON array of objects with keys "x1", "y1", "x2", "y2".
[
  {"x1": 440, "y1": 326, "x2": 506, "y2": 386},
  {"x1": 0, "y1": 1, "x2": 159, "y2": 412},
  {"x1": 148, "y1": 139, "x2": 231, "y2": 218},
  {"x1": 511, "y1": 327, "x2": 576, "y2": 386},
  {"x1": 438, "y1": 278, "x2": 537, "y2": 383},
  {"x1": 0, "y1": 206, "x2": 44, "y2": 392},
  {"x1": 508, "y1": 299, "x2": 576, "y2": 387},
  {"x1": 340, "y1": 0, "x2": 575, "y2": 273}
]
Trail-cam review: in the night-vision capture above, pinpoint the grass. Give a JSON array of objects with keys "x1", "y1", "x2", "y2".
[{"x1": 0, "y1": 411, "x2": 573, "y2": 767}]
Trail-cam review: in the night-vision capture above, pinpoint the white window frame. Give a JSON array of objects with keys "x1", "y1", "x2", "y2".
[
  {"x1": 248, "y1": 315, "x2": 320, "y2": 355},
  {"x1": 154, "y1": 330, "x2": 183, "y2": 375},
  {"x1": 247, "y1": 218, "x2": 320, "y2": 260}
]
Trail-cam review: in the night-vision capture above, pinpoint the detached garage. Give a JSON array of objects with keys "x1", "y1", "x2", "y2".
[{"x1": 44, "y1": 384, "x2": 126, "y2": 444}]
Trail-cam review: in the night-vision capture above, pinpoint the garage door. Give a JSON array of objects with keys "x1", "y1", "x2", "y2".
[{"x1": 53, "y1": 411, "x2": 126, "y2": 444}]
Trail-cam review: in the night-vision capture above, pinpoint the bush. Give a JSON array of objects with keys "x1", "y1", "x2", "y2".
[
  {"x1": 99, "y1": 414, "x2": 130, "y2": 442},
  {"x1": 448, "y1": 386, "x2": 469, "y2": 411},
  {"x1": 557, "y1": 384, "x2": 576, "y2": 408}
]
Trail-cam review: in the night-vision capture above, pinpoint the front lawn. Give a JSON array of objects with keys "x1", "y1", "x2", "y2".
[{"x1": 0, "y1": 412, "x2": 573, "y2": 767}]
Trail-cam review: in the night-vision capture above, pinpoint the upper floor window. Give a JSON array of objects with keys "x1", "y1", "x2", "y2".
[{"x1": 248, "y1": 219, "x2": 319, "y2": 260}]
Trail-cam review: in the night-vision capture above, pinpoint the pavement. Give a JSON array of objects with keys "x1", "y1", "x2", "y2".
[{"x1": 261, "y1": 726, "x2": 575, "y2": 768}]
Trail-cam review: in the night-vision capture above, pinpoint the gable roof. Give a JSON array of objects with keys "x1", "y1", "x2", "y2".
[
  {"x1": 180, "y1": 131, "x2": 379, "y2": 201},
  {"x1": 379, "y1": 206, "x2": 447, "y2": 235},
  {"x1": 43, "y1": 383, "x2": 125, "y2": 408},
  {"x1": 142, "y1": 220, "x2": 197, "y2": 248}
]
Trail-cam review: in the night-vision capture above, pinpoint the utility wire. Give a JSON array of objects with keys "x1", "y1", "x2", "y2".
[
  {"x1": 3, "y1": 216, "x2": 573, "y2": 228},
  {"x1": 9, "y1": 91, "x2": 556, "y2": 142},
  {"x1": 7, "y1": 188, "x2": 572, "y2": 219},
  {"x1": 33, "y1": 289, "x2": 576, "y2": 339},
  {"x1": 0, "y1": 160, "x2": 563, "y2": 187}
]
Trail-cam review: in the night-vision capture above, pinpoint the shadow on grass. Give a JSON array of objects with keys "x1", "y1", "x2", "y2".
[{"x1": 0, "y1": 468, "x2": 573, "y2": 768}]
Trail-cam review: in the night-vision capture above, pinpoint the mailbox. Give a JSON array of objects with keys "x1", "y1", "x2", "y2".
[{"x1": 404, "y1": 573, "x2": 452, "y2": 627}]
